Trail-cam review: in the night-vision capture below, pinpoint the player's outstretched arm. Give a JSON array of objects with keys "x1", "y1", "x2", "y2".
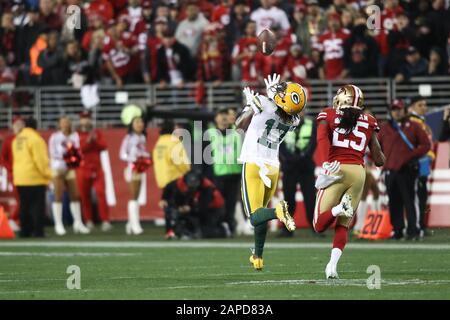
[
  {"x1": 235, "y1": 108, "x2": 254, "y2": 132},
  {"x1": 369, "y1": 132, "x2": 386, "y2": 167}
]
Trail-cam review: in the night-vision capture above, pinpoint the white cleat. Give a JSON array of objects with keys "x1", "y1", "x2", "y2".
[
  {"x1": 101, "y1": 221, "x2": 113, "y2": 232},
  {"x1": 54, "y1": 224, "x2": 66, "y2": 236},
  {"x1": 325, "y1": 262, "x2": 339, "y2": 279},
  {"x1": 73, "y1": 222, "x2": 90, "y2": 234},
  {"x1": 86, "y1": 221, "x2": 95, "y2": 230},
  {"x1": 125, "y1": 222, "x2": 143, "y2": 235},
  {"x1": 8, "y1": 219, "x2": 20, "y2": 232},
  {"x1": 340, "y1": 194, "x2": 353, "y2": 218}
]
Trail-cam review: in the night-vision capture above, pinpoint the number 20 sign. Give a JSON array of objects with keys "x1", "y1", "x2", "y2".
[{"x1": 359, "y1": 210, "x2": 393, "y2": 240}]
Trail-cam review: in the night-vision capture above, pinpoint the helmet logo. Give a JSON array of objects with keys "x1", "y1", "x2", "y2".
[{"x1": 291, "y1": 92, "x2": 300, "y2": 105}]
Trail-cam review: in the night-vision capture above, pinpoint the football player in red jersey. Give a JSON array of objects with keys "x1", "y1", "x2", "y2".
[{"x1": 314, "y1": 84, "x2": 385, "y2": 279}]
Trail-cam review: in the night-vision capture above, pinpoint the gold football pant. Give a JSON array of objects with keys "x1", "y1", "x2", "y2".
[
  {"x1": 314, "y1": 164, "x2": 366, "y2": 227},
  {"x1": 241, "y1": 162, "x2": 279, "y2": 217}
]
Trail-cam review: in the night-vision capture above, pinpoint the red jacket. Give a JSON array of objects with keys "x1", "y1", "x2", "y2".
[
  {"x1": 78, "y1": 129, "x2": 107, "y2": 172},
  {"x1": 378, "y1": 119, "x2": 431, "y2": 171}
]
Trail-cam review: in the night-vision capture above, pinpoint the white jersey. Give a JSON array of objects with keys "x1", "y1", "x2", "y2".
[
  {"x1": 250, "y1": 6, "x2": 290, "y2": 35},
  {"x1": 48, "y1": 131, "x2": 80, "y2": 170},
  {"x1": 119, "y1": 133, "x2": 149, "y2": 165},
  {"x1": 238, "y1": 96, "x2": 299, "y2": 168}
]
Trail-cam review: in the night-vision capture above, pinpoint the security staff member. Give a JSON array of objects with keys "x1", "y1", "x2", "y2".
[
  {"x1": 279, "y1": 111, "x2": 317, "y2": 236},
  {"x1": 378, "y1": 100, "x2": 431, "y2": 240},
  {"x1": 12, "y1": 117, "x2": 52, "y2": 238},
  {"x1": 408, "y1": 96, "x2": 435, "y2": 238},
  {"x1": 206, "y1": 108, "x2": 242, "y2": 234}
]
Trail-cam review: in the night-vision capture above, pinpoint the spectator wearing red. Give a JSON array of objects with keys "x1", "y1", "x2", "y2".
[
  {"x1": 211, "y1": 0, "x2": 233, "y2": 26},
  {"x1": 261, "y1": 24, "x2": 292, "y2": 77},
  {"x1": 240, "y1": 39, "x2": 264, "y2": 85},
  {"x1": 85, "y1": 0, "x2": 114, "y2": 25},
  {"x1": 81, "y1": 13, "x2": 105, "y2": 52},
  {"x1": 317, "y1": 12, "x2": 350, "y2": 80},
  {"x1": 282, "y1": 44, "x2": 314, "y2": 86},
  {"x1": 0, "y1": 116, "x2": 24, "y2": 231},
  {"x1": 76, "y1": 111, "x2": 111, "y2": 232},
  {"x1": 39, "y1": 0, "x2": 62, "y2": 31},
  {"x1": 102, "y1": 19, "x2": 140, "y2": 87},
  {"x1": 197, "y1": 24, "x2": 229, "y2": 85},
  {"x1": 373, "y1": 0, "x2": 404, "y2": 61},
  {"x1": 142, "y1": 16, "x2": 169, "y2": 83},
  {"x1": 231, "y1": 19, "x2": 256, "y2": 80}
]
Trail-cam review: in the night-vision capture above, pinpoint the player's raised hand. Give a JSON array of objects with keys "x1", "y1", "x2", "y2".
[
  {"x1": 243, "y1": 87, "x2": 261, "y2": 113},
  {"x1": 264, "y1": 73, "x2": 281, "y2": 99}
]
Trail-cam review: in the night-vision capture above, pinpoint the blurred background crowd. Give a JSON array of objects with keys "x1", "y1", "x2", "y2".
[{"x1": 1, "y1": 0, "x2": 450, "y2": 92}]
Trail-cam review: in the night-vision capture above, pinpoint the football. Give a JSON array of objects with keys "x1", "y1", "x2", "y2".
[{"x1": 257, "y1": 29, "x2": 276, "y2": 56}]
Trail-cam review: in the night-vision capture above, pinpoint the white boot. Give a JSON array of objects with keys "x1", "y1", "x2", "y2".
[
  {"x1": 353, "y1": 200, "x2": 368, "y2": 233},
  {"x1": 8, "y1": 219, "x2": 20, "y2": 232},
  {"x1": 52, "y1": 202, "x2": 66, "y2": 236},
  {"x1": 325, "y1": 248, "x2": 342, "y2": 279},
  {"x1": 101, "y1": 221, "x2": 113, "y2": 232},
  {"x1": 126, "y1": 200, "x2": 143, "y2": 235},
  {"x1": 70, "y1": 201, "x2": 90, "y2": 234}
]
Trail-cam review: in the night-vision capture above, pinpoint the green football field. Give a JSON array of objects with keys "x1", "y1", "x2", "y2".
[{"x1": 1, "y1": 225, "x2": 449, "y2": 300}]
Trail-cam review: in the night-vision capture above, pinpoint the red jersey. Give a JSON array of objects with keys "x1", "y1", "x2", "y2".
[
  {"x1": 102, "y1": 33, "x2": 139, "y2": 77},
  {"x1": 211, "y1": 5, "x2": 230, "y2": 25},
  {"x1": 78, "y1": 129, "x2": 107, "y2": 172},
  {"x1": 283, "y1": 54, "x2": 314, "y2": 85},
  {"x1": 318, "y1": 29, "x2": 350, "y2": 79},
  {"x1": 316, "y1": 108, "x2": 380, "y2": 165},
  {"x1": 85, "y1": 0, "x2": 114, "y2": 23},
  {"x1": 262, "y1": 35, "x2": 292, "y2": 77},
  {"x1": 373, "y1": 6, "x2": 404, "y2": 56}
]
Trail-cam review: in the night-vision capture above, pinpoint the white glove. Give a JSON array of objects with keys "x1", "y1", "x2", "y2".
[
  {"x1": 264, "y1": 73, "x2": 281, "y2": 100},
  {"x1": 315, "y1": 161, "x2": 342, "y2": 190},
  {"x1": 243, "y1": 87, "x2": 261, "y2": 113}
]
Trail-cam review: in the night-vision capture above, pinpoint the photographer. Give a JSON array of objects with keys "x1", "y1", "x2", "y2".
[
  {"x1": 159, "y1": 170, "x2": 230, "y2": 240},
  {"x1": 378, "y1": 100, "x2": 431, "y2": 240}
]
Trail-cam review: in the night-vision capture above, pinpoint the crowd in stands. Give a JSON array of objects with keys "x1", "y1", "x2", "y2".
[{"x1": 1, "y1": 0, "x2": 450, "y2": 93}]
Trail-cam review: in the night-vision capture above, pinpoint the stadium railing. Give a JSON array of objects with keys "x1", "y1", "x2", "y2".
[{"x1": 0, "y1": 77, "x2": 449, "y2": 129}]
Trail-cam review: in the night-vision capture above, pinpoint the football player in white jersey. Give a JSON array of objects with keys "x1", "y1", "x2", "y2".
[{"x1": 236, "y1": 74, "x2": 307, "y2": 270}]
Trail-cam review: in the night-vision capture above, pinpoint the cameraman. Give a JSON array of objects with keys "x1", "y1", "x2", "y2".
[
  {"x1": 378, "y1": 100, "x2": 431, "y2": 240},
  {"x1": 159, "y1": 170, "x2": 230, "y2": 239}
]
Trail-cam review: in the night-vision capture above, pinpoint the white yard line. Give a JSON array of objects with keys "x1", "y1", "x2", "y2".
[
  {"x1": 0, "y1": 241, "x2": 449, "y2": 250},
  {"x1": 0, "y1": 252, "x2": 141, "y2": 257}
]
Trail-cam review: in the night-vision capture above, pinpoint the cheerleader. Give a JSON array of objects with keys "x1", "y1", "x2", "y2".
[
  {"x1": 49, "y1": 116, "x2": 90, "y2": 235},
  {"x1": 120, "y1": 116, "x2": 151, "y2": 235}
]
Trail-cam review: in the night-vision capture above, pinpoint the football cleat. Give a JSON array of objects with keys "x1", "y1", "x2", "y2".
[
  {"x1": 73, "y1": 222, "x2": 90, "y2": 234},
  {"x1": 54, "y1": 224, "x2": 66, "y2": 236},
  {"x1": 101, "y1": 221, "x2": 113, "y2": 232},
  {"x1": 325, "y1": 262, "x2": 339, "y2": 279},
  {"x1": 275, "y1": 201, "x2": 296, "y2": 232},
  {"x1": 340, "y1": 194, "x2": 353, "y2": 218},
  {"x1": 249, "y1": 255, "x2": 264, "y2": 271}
]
